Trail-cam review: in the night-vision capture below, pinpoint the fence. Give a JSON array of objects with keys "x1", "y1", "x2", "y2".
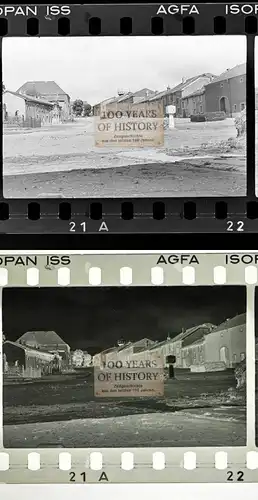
[
  {"x1": 4, "y1": 117, "x2": 41, "y2": 128},
  {"x1": 4, "y1": 364, "x2": 42, "y2": 379}
]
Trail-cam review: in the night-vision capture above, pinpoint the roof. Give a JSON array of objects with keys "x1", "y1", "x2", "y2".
[
  {"x1": 17, "y1": 81, "x2": 68, "y2": 98},
  {"x1": 171, "y1": 323, "x2": 215, "y2": 343},
  {"x1": 148, "y1": 74, "x2": 215, "y2": 102},
  {"x1": 131, "y1": 338, "x2": 154, "y2": 348},
  {"x1": 148, "y1": 89, "x2": 171, "y2": 101},
  {"x1": 149, "y1": 339, "x2": 170, "y2": 351},
  {"x1": 4, "y1": 340, "x2": 57, "y2": 359},
  {"x1": 182, "y1": 86, "x2": 206, "y2": 99},
  {"x1": 96, "y1": 346, "x2": 118, "y2": 356},
  {"x1": 116, "y1": 92, "x2": 134, "y2": 103},
  {"x1": 17, "y1": 330, "x2": 68, "y2": 347},
  {"x1": 205, "y1": 63, "x2": 246, "y2": 85},
  {"x1": 4, "y1": 90, "x2": 54, "y2": 107},
  {"x1": 94, "y1": 96, "x2": 119, "y2": 107},
  {"x1": 210, "y1": 313, "x2": 246, "y2": 334},
  {"x1": 170, "y1": 73, "x2": 215, "y2": 93}
]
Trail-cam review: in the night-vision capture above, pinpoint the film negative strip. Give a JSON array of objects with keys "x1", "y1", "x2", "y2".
[
  {"x1": 0, "y1": 3, "x2": 258, "y2": 233},
  {"x1": 0, "y1": 249, "x2": 257, "y2": 484}
]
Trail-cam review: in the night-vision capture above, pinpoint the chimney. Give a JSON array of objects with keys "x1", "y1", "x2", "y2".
[
  {"x1": 182, "y1": 77, "x2": 186, "y2": 84},
  {"x1": 117, "y1": 338, "x2": 126, "y2": 347}
]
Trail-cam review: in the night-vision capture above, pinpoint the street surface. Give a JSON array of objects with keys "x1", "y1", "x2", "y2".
[
  {"x1": 4, "y1": 369, "x2": 246, "y2": 448},
  {"x1": 3, "y1": 118, "x2": 246, "y2": 198}
]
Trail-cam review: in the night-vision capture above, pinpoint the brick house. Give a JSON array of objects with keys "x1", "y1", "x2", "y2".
[
  {"x1": 17, "y1": 81, "x2": 71, "y2": 121},
  {"x1": 204, "y1": 63, "x2": 246, "y2": 117}
]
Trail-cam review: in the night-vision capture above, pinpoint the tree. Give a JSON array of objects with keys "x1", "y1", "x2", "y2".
[
  {"x1": 83, "y1": 102, "x2": 92, "y2": 117},
  {"x1": 72, "y1": 99, "x2": 84, "y2": 116},
  {"x1": 2, "y1": 82, "x2": 5, "y2": 93}
]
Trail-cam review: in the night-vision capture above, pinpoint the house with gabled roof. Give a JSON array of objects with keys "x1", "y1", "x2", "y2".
[
  {"x1": 146, "y1": 73, "x2": 215, "y2": 117},
  {"x1": 143, "y1": 324, "x2": 215, "y2": 368},
  {"x1": 3, "y1": 89, "x2": 61, "y2": 127},
  {"x1": 3, "y1": 340, "x2": 61, "y2": 378},
  {"x1": 17, "y1": 330, "x2": 70, "y2": 365},
  {"x1": 16, "y1": 81, "x2": 71, "y2": 121},
  {"x1": 204, "y1": 63, "x2": 246, "y2": 117},
  {"x1": 93, "y1": 88, "x2": 156, "y2": 116},
  {"x1": 181, "y1": 86, "x2": 206, "y2": 117},
  {"x1": 180, "y1": 313, "x2": 246, "y2": 370}
]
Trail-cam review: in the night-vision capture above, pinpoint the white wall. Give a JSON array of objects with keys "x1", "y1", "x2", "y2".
[{"x1": 205, "y1": 324, "x2": 246, "y2": 367}]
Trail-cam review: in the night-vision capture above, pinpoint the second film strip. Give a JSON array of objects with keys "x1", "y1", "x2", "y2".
[{"x1": 0, "y1": 250, "x2": 257, "y2": 483}]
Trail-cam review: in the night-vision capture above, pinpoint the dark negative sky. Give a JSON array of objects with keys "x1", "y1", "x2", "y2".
[{"x1": 3, "y1": 287, "x2": 246, "y2": 353}]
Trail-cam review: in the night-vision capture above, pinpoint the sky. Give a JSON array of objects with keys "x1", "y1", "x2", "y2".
[
  {"x1": 3, "y1": 286, "x2": 246, "y2": 353},
  {"x1": 3, "y1": 35, "x2": 246, "y2": 105}
]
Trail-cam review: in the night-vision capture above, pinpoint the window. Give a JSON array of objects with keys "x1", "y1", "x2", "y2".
[
  {"x1": 200, "y1": 105, "x2": 203, "y2": 113},
  {"x1": 233, "y1": 104, "x2": 237, "y2": 112},
  {"x1": 199, "y1": 96, "x2": 202, "y2": 103},
  {"x1": 220, "y1": 83, "x2": 224, "y2": 88},
  {"x1": 240, "y1": 102, "x2": 245, "y2": 111},
  {"x1": 182, "y1": 101, "x2": 184, "y2": 109}
]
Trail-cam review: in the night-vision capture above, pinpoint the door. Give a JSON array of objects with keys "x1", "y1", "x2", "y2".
[
  {"x1": 220, "y1": 346, "x2": 229, "y2": 366},
  {"x1": 219, "y1": 96, "x2": 228, "y2": 114}
]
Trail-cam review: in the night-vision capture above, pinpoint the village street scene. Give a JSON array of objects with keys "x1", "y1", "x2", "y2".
[
  {"x1": 3, "y1": 286, "x2": 246, "y2": 448},
  {"x1": 3, "y1": 36, "x2": 246, "y2": 198}
]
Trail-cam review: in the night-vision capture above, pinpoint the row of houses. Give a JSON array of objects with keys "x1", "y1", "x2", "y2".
[
  {"x1": 93, "y1": 63, "x2": 246, "y2": 119},
  {"x1": 3, "y1": 330, "x2": 71, "y2": 378},
  {"x1": 93, "y1": 313, "x2": 246, "y2": 372},
  {"x1": 3, "y1": 80, "x2": 71, "y2": 128}
]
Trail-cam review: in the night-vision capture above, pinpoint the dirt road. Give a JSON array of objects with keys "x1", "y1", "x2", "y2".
[
  {"x1": 4, "y1": 410, "x2": 246, "y2": 448},
  {"x1": 4, "y1": 370, "x2": 246, "y2": 448},
  {"x1": 3, "y1": 118, "x2": 246, "y2": 198}
]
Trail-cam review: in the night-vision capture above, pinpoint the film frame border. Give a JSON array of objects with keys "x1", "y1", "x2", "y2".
[
  {"x1": 0, "y1": 249, "x2": 256, "y2": 484},
  {"x1": 0, "y1": 3, "x2": 256, "y2": 234}
]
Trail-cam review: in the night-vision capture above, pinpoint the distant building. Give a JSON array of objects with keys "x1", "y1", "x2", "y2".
[
  {"x1": 93, "y1": 338, "x2": 155, "y2": 367},
  {"x1": 17, "y1": 330, "x2": 70, "y2": 367},
  {"x1": 205, "y1": 63, "x2": 246, "y2": 117},
  {"x1": 3, "y1": 340, "x2": 61, "y2": 378},
  {"x1": 3, "y1": 90, "x2": 61, "y2": 127},
  {"x1": 17, "y1": 81, "x2": 71, "y2": 121},
  {"x1": 93, "y1": 88, "x2": 155, "y2": 116}
]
